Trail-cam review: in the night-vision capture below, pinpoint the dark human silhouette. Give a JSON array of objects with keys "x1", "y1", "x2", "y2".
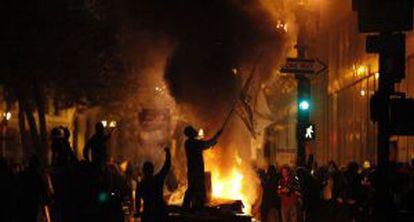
[
  {"x1": 51, "y1": 127, "x2": 64, "y2": 166},
  {"x1": 51, "y1": 127, "x2": 76, "y2": 166},
  {"x1": 343, "y1": 161, "x2": 363, "y2": 222},
  {"x1": 318, "y1": 162, "x2": 347, "y2": 222},
  {"x1": 62, "y1": 127, "x2": 76, "y2": 163},
  {"x1": 0, "y1": 158, "x2": 15, "y2": 222},
  {"x1": 135, "y1": 148, "x2": 171, "y2": 222},
  {"x1": 296, "y1": 167, "x2": 319, "y2": 222},
  {"x1": 83, "y1": 122, "x2": 112, "y2": 166},
  {"x1": 183, "y1": 126, "x2": 222, "y2": 209},
  {"x1": 16, "y1": 155, "x2": 49, "y2": 222},
  {"x1": 260, "y1": 165, "x2": 281, "y2": 222}
]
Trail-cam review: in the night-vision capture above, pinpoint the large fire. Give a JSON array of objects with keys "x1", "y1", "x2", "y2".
[
  {"x1": 204, "y1": 146, "x2": 259, "y2": 214},
  {"x1": 168, "y1": 145, "x2": 259, "y2": 215}
]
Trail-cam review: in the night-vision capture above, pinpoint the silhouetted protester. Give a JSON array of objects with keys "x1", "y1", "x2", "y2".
[
  {"x1": 278, "y1": 165, "x2": 301, "y2": 222},
  {"x1": 16, "y1": 155, "x2": 49, "y2": 222},
  {"x1": 183, "y1": 126, "x2": 222, "y2": 209},
  {"x1": 135, "y1": 148, "x2": 171, "y2": 222},
  {"x1": 343, "y1": 161, "x2": 363, "y2": 222},
  {"x1": 83, "y1": 122, "x2": 112, "y2": 166},
  {"x1": 296, "y1": 167, "x2": 319, "y2": 222},
  {"x1": 51, "y1": 127, "x2": 64, "y2": 166},
  {"x1": 62, "y1": 127, "x2": 76, "y2": 163},
  {"x1": 51, "y1": 127, "x2": 76, "y2": 167},
  {"x1": 260, "y1": 165, "x2": 281, "y2": 222},
  {"x1": 318, "y1": 162, "x2": 346, "y2": 222}
]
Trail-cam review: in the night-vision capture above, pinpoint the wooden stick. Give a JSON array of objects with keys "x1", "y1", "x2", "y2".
[
  {"x1": 220, "y1": 51, "x2": 264, "y2": 132},
  {"x1": 44, "y1": 205, "x2": 51, "y2": 222},
  {"x1": 221, "y1": 106, "x2": 235, "y2": 131}
]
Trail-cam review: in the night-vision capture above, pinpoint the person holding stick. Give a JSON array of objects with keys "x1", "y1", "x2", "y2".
[{"x1": 183, "y1": 125, "x2": 223, "y2": 210}]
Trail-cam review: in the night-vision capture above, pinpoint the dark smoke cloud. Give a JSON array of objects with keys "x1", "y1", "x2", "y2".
[{"x1": 113, "y1": 0, "x2": 288, "y2": 129}]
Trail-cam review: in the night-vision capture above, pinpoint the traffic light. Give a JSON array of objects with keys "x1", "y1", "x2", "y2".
[
  {"x1": 299, "y1": 99, "x2": 310, "y2": 111},
  {"x1": 304, "y1": 123, "x2": 316, "y2": 141},
  {"x1": 370, "y1": 92, "x2": 388, "y2": 122},
  {"x1": 297, "y1": 76, "x2": 311, "y2": 115},
  {"x1": 352, "y1": 0, "x2": 413, "y2": 33},
  {"x1": 366, "y1": 33, "x2": 406, "y2": 82}
]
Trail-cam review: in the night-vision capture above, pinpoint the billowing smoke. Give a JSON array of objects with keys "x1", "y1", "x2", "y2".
[
  {"x1": 106, "y1": 0, "x2": 294, "y2": 213},
  {"x1": 110, "y1": 0, "x2": 292, "y2": 128}
]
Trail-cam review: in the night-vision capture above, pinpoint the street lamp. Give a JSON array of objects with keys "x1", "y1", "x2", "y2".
[
  {"x1": 356, "y1": 65, "x2": 368, "y2": 77},
  {"x1": 101, "y1": 119, "x2": 117, "y2": 128},
  {"x1": 360, "y1": 89, "x2": 367, "y2": 96},
  {"x1": 3, "y1": 112, "x2": 11, "y2": 121},
  {"x1": 109, "y1": 120, "x2": 117, "y2": 128}
]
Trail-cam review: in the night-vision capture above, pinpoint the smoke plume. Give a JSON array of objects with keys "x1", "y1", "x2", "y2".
[{"x1": 106, "y1": 0, "x2": 295, "y2": 213}]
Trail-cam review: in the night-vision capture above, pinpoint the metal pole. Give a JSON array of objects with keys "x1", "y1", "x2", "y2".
[
  {"x1": 296, "y1": 76, "x2": 310, "y2": 167},
  {"x1": 377, "y1": 50, "x2": 392, "y2": 170},
  {"x1": 295, "y1": 7, "x2": 310, "y2": 167}
]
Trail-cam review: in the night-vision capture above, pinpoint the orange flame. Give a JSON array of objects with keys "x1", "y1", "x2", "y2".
[
  {"x1": 204, "y1": 147, "x2": 258, "y2": 214},
  {"x1": 167, "y1": 146, "x2": 259, "y2": 215}
]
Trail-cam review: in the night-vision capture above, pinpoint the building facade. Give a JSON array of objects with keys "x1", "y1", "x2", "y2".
[
  {"x1": 310, "y1": 0, "x2": 414, "y2": 165},
  {"x1": 268, "y1": 0, "x2": 414, "y2": 166}
]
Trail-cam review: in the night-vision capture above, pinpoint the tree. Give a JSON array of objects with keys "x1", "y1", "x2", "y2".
[{"x1": 0, "y1": 0, "x2": 123, "y2": 163}]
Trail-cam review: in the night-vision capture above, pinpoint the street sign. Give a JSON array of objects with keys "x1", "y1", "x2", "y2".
[{"x1": 280, "y1": 58, "x2": 327, "y2": 74}]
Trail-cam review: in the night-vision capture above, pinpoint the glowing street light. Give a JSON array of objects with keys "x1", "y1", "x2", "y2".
[
  {"x1": 360, "y1": 89, "x2": 366, "y2": 96},
  {"x1": 102, "y1": 119, "x2": 117, "y2": 128},
  {"x1": 2, "y1": 112, "x2": 11, "y2": 121},
  {"x1": 356, "y1": 65, "x2": 368, "y2": 77},
  {"x1": 109, "y1": 120, "x2": 117, "y2": 128}
]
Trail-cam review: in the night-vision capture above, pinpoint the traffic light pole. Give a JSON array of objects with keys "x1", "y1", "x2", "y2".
[
  {"x1": 295, "y1": 7, "x2": 310, "y2": 167},
  {"x1": 352, "y1": 2, "x2": 412, "y2": 219},
  {"x1": 377, "y1": 51, "x2": 393, "y2": 170},
  {"x1": 372, "y1": 50, "x2": 394, "y2": 222},
  {"x1": 368, "y1": 32, "x2": 406, "y2": 222},
  {"x1": 296, "y1": 75, "x2": 310, "y2": 167}
]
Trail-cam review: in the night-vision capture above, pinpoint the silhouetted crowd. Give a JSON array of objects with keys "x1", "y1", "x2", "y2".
[
  {"x1": 258, "y1": 159, "x2": 414, "y2": 222},
  {"x1": 0, "y1": 123, "x2": 218, "y2": 222},
  {"x1": 1, "y1": 123, "x2": 414, "y2": 222},
  {"x1": 0, "y1": 123, "x2": 132, "y2": 222}
]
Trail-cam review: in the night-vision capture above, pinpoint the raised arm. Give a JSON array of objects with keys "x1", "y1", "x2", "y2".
[
  {"x1": 158, "y1": 147, "x2": 171, "y2": 179},
  {"x1": 202, "y1": 128, "x2": 223, "y2": 150}
]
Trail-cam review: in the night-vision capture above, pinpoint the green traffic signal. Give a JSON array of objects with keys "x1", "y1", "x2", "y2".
[{"x1": 299, "y1": 100, "x2": 310, "y2": 111}]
